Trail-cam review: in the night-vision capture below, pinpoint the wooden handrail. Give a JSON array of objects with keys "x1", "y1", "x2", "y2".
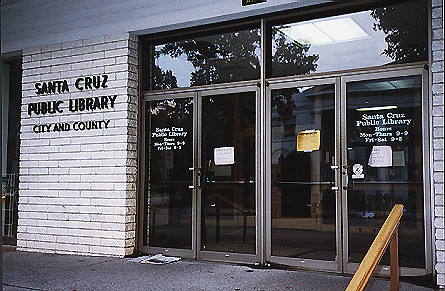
[
  {"x1": 213, "y1": 193, "x2": 254, "y2": 244},
  {"x1": 214, "y1": 193, "x2": 253, "y2": 215},
  {"x1": 346, "y1": 204, "x2": 404, "y2": 291},
  {"x1": 147, "y1": 204, "x2": 161, "y2": 213}
]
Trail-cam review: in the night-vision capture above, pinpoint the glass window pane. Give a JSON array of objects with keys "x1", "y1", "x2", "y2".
[
  {"x1": 152, "y1": 28, "x2": 261, "y2": 89},
  {"x1": 271, "y1": 1, "x2": 428, "y2": 78}
]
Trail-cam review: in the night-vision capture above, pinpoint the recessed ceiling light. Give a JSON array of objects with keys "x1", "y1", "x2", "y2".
[
  {"x1": 356, "y1": 105, "x2": 398, "y2": 112},
  {"x1": 279, "y1": 17, "x2": 369, "y2": 46},
  {"x1": 314, "y1": 17, "x2": 368, "y2": 42}
]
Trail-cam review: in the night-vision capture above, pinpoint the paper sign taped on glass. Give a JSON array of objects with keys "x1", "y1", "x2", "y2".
[
  {"x1": 297, "y1": 130, "x2": 320, "y2": 152},
  {"x1": 214, "y1": 147, "x2": 235, "y2": 165},
  {"x1": 368, "y1": 145, "x2": 392, "y2": 167}
]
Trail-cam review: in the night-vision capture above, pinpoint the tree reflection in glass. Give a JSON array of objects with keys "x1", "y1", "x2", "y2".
[
  {"x1": 271, "y1": 0, "x2": 427, "y2": 78},
  {"x1": 152, "y1": 27, "x2": 320, "y2": 89},
  {"x1": 153, "y1": 29, "x2": 261, "y2": 88}
]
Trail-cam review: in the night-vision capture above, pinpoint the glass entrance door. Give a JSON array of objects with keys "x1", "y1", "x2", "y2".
[
  {"x1": 144, "y1": 96, "x2": 195, "y2": 256},
  {"x1": 141, "y1": 67, "x2": 428, "y2": 273},
  {"x1": 143, "y1": 86, "x2": 258, "y2": 261},
  {"x1": 269, "y1": 78, "x2": 340, "y2": 271},
  {"x1": 343, "y1": 70, "x2": 428, "y2": 275},
  {"x1": 267, "y1": 68, "x2": 428, "y2": 274},
  {"x1": 198, "y1": 88, "x2": 257, "y2": 262}
]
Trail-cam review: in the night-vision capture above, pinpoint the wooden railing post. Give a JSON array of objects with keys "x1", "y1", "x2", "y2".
[
  {"x1": 346, "y1": 204, "x2": 404, "y2": 291},
  {"x1": 390, "y1": 228, "x2": 399, "y2": 291}
]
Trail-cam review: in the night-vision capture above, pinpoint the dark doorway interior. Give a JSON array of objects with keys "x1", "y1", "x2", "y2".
[{"x1": 3, "y1": 59, "x2": 21, "y2": 246}]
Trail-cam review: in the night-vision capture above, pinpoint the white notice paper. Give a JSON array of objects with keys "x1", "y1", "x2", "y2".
[
  {"x1": 214, "y1": 147, "x2": 235, "y2": 165},
  {"x1": 368, "y1": 145, "x2": 392, "y2": 167}
]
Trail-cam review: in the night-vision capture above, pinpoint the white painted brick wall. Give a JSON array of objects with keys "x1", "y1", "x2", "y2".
[
  {"x1": 432, "y1": 0, "x2": 445, "y2": 288},
  {"x1": 17, "y1": 32, "x2": 138, "y2": 257}
]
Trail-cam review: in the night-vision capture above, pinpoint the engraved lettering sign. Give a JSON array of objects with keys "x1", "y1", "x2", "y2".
[{"x1": 29, "y1": 75, "x2": 116, "y2": 134}]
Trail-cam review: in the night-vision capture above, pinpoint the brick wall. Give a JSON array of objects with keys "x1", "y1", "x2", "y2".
[
  {"x1": 432, "y1": 0, "x2": 445, "y2": 288},
  {"x1": 17, "y1": 33, "x2": 138, "y2": 257}
]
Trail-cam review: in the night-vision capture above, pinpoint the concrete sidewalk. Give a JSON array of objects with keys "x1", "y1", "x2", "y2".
[{"x1": 2, "y1": 247, "x2": 437, "y2": 291}]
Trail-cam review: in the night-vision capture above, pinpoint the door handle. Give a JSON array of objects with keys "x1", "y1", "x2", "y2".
[
  {"x1": 345, "y1": 165, "x2": 354, "y2": 189},
  {"x1": 187, "y1": 167, "x2": 203, "y2": 189},
  {"x1": 331, "y1": 160, "x2": 339, "y2": 191},
  {"x1": 187, "y1": 168, "x2": 194, "y2": 189},
  {"x1": 196, "y1": 167, "x2": 203, "y2": 189}
]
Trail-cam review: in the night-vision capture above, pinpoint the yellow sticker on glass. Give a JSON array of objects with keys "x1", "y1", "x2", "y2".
[{"x1": 297, "y1": 130, "x2": 320, "y2": 152}]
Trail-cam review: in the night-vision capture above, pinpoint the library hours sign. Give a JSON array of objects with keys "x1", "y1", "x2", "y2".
[{"x1": 355, "y1": 112, "x2": 412, "y2": 143}]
